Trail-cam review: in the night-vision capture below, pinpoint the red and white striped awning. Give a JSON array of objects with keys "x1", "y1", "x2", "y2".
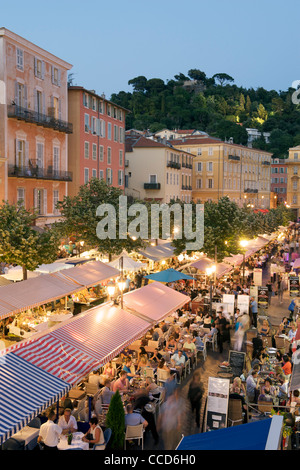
[
  {"x1": 123, "y1": 281, "x2": 190, "y2": 323},
  {"x1": 9, "y1": 304, "x2": 151, "y2": 384}
]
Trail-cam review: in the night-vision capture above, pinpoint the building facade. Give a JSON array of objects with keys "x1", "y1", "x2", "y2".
[
  {"x1": 286, "y1": 145, "x2": 300, "y2": 218},
  {"x1": 170, "y1": 136, "x2": 272, "y2": 208},
  {"x1": 125, "y1": 135, "x2": 193, "y2": 203},
  {"x1": 0, "y1": 28, "x2": 72, "y2": 225},
  {"x1": 271, "y1": 158, "x2": 287, "y2": 207},
  {"x1": 68, "y1": 86, "x2": 127, "y2": 196}
]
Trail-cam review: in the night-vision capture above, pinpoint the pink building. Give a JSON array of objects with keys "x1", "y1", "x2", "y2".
[
  {"x1": 0, "y1": 28, "x2": 72, "y2": 225},
  {"x1": 68, "y1": 86, "x2": 127, "y2": 196}
]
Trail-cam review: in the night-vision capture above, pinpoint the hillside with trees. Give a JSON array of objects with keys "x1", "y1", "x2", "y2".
[{"x1": 110, "y1": 69, "x2": 300, "y2": 158}]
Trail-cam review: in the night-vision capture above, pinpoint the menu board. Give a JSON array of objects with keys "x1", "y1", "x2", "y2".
[
  {"x1": 228, "y1": 350, "x2": 245, "y2": 378},
  {"x1": 290, "y1": 275, "x2": 299, "y2": 298},
  {"x1": 253, "y1": 268, "x2": 262, "y2": 286},
  {"x1": 258, "y1": 286, "x2": 268, "y2": 316},
  {"x1": 205, "y1": 377, "x2": 230, "y2": 432}
]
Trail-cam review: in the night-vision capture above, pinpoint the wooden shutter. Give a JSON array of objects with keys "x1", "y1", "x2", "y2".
[
  {"x1": 58, "y1": 69, "x2": 61, "y2": 87},
  {"x1": 41, "y1": 61, "x2": 45, "y2": 80},
  {"x1": 33, "y1": 189, "x2": 38, "y2": 210}
]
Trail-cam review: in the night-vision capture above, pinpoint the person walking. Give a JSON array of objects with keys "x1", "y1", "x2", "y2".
[
  {"x1": 187, "y1": 371, "x2": 204, "y2": 428},
  {"x1": 250, "y1": 297, "x2": 258, "y2": 328}
]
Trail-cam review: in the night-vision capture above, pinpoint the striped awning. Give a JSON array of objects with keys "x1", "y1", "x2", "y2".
[
  {"x1": 0, "y1": 261, "x2": 119, "y2": 321},
  {"x1": 0, "y1": 352, "x2": 69, "y2": 444},
  {"x1": 123, "y1": 281, "x2": 190, "y2": 323},
  {"x1": 10, "y1": 304, "x2": 151, "y2": 384}
]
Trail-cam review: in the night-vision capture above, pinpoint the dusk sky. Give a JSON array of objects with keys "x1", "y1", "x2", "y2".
[{"x1": 2, "y1": 0, "x2": 300, "y2": 99}]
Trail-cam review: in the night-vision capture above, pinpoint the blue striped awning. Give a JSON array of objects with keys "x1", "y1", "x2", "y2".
[{"x1": 0, "y1": 352, "x2": 70, "y2": 444}]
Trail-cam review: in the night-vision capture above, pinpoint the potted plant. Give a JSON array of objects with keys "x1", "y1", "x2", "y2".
[
  {"x1": 67, "y1": 433, "x2": 73, "y2": 445},
  {"x1": 105, "y1": 390, "x2": 125, "y2": 450}
]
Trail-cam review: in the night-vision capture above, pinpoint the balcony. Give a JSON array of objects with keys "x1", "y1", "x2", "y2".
[
  {"x1": 244, "y1": 188, "x2": 258, "y2": 193},
  {"x1": 7, "y1": 105, "x2": 73, "y2": 134},
  {"x1": 228, "y1": 155, "x2": 240, "y2": 161},
  {"x1": 262, "y1": 161, "x2": 271, "y2": 166},
  {"x1": 167, "y1": 161, "x2": 181, "y2": 169},
  {"x1": 8, "y1": 164, "x2": 72, "y2": 182},
  {"x1": 144, "y1": 182, "x2": 161, "y2": 190}
]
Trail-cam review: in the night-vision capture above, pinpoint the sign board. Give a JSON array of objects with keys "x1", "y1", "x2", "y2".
[
  {"x1": 250, "y1": 285, "x2": 258, "y2": 302},
  {"x1": 290, "y1": 275, "x2": 299, "y2": 298},
  {"x1": 253, "y1": 268, "x2": 263, "y2": 286},
  {"x1": 228, "y1": 350, "x2": 246, "y2": 378},
  {"x1": 205, "y1": 377, "x2": 230, "y2": 432},
  {"x1": 237, "y1": 294, "x2": 250, "y2": 314},
  {"x1": 258, "y1": 286, "x2": 268, "y2": 316}
]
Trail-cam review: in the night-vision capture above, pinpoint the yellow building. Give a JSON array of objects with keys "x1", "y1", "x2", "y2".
[
  {"x1": 286, "y1": 145, "x2": 300, "y2": 218},
  {"x1": 171, "y1": 136, "x2": 273, "y2": 208},
  {"x1": 125, "y1": 135, "x2": 193, "y2": 203}
]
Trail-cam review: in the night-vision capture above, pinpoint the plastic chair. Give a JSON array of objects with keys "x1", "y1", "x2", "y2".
[
  {"x1": 156, "y1": 368, "x2": 171, "y2": 386},
  {"x1": 104, "y1": 428, "x2": 112, "y2": 446},
  {"x1": 124, "y1": 424, "x2": 144, "y2": 450},
  {"x1": 197, "y1": 339, "x2": 207, "y2": 361},
  {"x1": 205, "y1": 332, "x2": 218, "y2": 351}
]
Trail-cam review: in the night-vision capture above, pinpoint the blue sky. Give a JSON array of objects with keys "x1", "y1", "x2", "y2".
[{"x1": 2, "y1": 0, "x2": 299, "y2": 98}]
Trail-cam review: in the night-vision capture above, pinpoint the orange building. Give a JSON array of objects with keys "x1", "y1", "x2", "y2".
[
  {"x1": 0, "y1": 28, "x2": 72, "y2": 225},
  {"x1": 67, "y1": 86, "x2": 127, "y2": 197}
]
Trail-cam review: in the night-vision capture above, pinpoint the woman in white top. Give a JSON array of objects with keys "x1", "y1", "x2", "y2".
[{"x1": 82, "y1": 417, "x2": 105, "y2": 450}]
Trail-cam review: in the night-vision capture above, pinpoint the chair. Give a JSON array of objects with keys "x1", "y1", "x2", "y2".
[
  {"x1": 227, "y1": 399, "x2": 243, "y2": 427},
  {"x1": 257, "y1": 400, "x2": 273, "y2": 415},
  {"x1": 205, "y1": 332, "x2": 218, "y2": 351},
  {"x1": 144, "y1": 367, "x2": 155, "y2": 379},
  {"x1": 156, "y1": 368, "x2": 171, "y2": 386},
  {"x1": 124, "y1": 424, "x2": 144, "y2": 450},
  {"x1": 197, "y1": 339, "x2": 207, "y2": 361},
  {"x1": 104, "y1": 428, "x2": 112, "y2": 446},
  {"x1": 77, "y1": 421, "x2": 90, "y2": 434},
  {"x1": 183, "y1": 359, "x2": 191, "y2": 377}
]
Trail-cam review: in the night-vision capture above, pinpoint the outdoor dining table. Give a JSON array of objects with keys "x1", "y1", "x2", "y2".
[
  {"x1": 10, "y1": 425, "x2": 40, "y2": 450},
  {"x1": 68, "y1": 389, "x2": 86, "y2": 400},
  {"x1": 57, "y1": 432, "x2": 89, "y2": 450}
]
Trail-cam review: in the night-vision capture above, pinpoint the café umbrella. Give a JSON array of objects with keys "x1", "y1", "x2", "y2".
[{"x1": 144, "y1": 268, "x2": 194, "y2": 283}]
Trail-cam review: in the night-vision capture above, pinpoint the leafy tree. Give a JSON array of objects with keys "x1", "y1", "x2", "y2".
[
  {"x1": 212, "y1": 73, "x2": 234, "y2": 86},
  {"x1": 0, "y1": 201, "x2": 60, "y2": 280},
  {"x1": 55, "y1": 178, "x2": 146, "y2": 257},
  {"x1": 188, "y1": 69, "x2": 207, "y2": 82},
  {"x1": 128, "y1": 76, "x2": 147, "y2": 93},
  {"x1": 105, "y1": 390, "x2": 125, "y2": 449}
]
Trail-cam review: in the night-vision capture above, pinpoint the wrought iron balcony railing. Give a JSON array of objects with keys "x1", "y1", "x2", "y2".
[
  {"x1": 8, "y1": 164, "x2": 72, "y2": 181},
  {"x1": 144, "y1": 182, "x2": 161, "y2": 190},
  {"x1": 7, "y1": 105, "x2": 73, "y2": 134}
]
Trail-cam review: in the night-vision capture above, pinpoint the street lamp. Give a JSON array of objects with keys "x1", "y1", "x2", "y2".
[
  {"x1": 206, "y1": 265, "x2": 216, "y2": 315},
  {"x1": 239, "y1": 239, "x2": 248, "y2": 284}
]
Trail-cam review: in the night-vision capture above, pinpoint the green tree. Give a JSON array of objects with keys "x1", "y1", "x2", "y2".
[
  {"x1": 212, "y1": 73, "x2": 234, "y2": 86},
  {"x1": 105, "y1": 390, "x2": 125, "y2": 449},
  {"x1": 55, "y1": 178, "x2": 145, "y2": 257},
  {"x1": 0, "y1": 201, "x2": 60, "y2": 280}
]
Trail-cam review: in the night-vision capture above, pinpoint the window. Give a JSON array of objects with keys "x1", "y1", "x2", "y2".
[
  {"x1": 208, "y1": 147, "x2": 213, "y2": 156},
  {"x1": 34, "y1": 188, "x2": 47, "y2": 215},
  {"x1": 83, "y1": 93, "x2": 88, "y2": 107},
  {"x1": 92, "y1": 143, "x2": 97, "y2": 160},
  {"x1": 84, "y1": 168, "x2": 89, "y2": 184},
  {"x1": 106, "y1": 168, "x2": 112, "y2": 184},
  {"x1": 107, "y1": 147, "x2": 111, "y2": 164},
  {"x1": 293, "y1": 181, "x2": 298, "y2": 191},
  {"x1": 51, "y1": 66, "x2": 61, "y2": 86},
  {"x1": 196, "y1": 178, "x2": 202, "y2": 189},
  {"x1": 16, "y1": 139, "x2": 27, "y2": 167},
  {"x1": 15, "y1": 82, "x2": 27, "y2": 107},
  {"x1": 84, "y1": 114, "x2": 90, "y2": 132},
  {"x1": 107, "y1": 104, "x2": 111, "y2": 116},
  {"x1": 17, "y1": 187, "x2": 25, "y2": 206},
  {"x1": 108, "y1": 122, "x2": 112, "y2": 140},
  {"x1": 294, "y1": 167, "x2": 298, "y2": 175},
  {"x1": 98, "y1": 100, "x2": 103, "y2": 114},
  {"x1": 91, "y1": 117, "x2": 97, "y2": 135},
  {"x1": 119, "y1": 150, "x2": 123, "y2": 166},
  {"x1": 16, "y1": 48, "x2": 24, "y2": 71},
  {"x1": 166, "y1": 172, "x2": 169, "y2": 184},
  {"x1": 53, "y1": 190, "x2": 59, "y2": 215},
  {"x1": 293, "y1": 195, "x2": 298, "y2": 205},
  {"x1": 280, "y1": 167, "x2": 284, "y2": 173},
  {"x1": 34, "y1": 58, "x2": 45, "y2": 79},
  {"x1": 114, "y1": 125, "x2": 119, "y2": 142},
  {"x1": 84, "y1": 142, "x2": 89, "y2": 159},
  {"x1": 149, "y1": 175, "x2": 157, "y2": 183},
  {"x1": 53, "y1": 147, "x2": 60, "y2": 175},
  {"x1": 208, "y1": 178, "x2": 213, "y2": 189},
  {"x1": 197, "y1": 148, "x2": 202, "y2": 156},
  {"x1": 118, "y1": 170, "x2": 123, "y2": 186},
  {"x1": 207, "y1": 161, "x2": 213, "y2": 172},
  {"x1": 92, "y1": 97, "x2": 96, "y2": 111},
  {"x1": 92, "y1": 169, "x2": 97, "y2": 178},
  {"x1": 294, "y1": 153, "x2": 298, "y2": 161},
  {"x1": 34, "y1": 89, "x2": 44, "y2": 114},
  {"x1": 197, "y1": 162, "x2": 202, "y2": 172},
  {"x1": 99, "y1": 170, "x2": 104, "y2": 180},
  {"x1": 36, "y1": 142, "x2": 44, "y2": 169},
  {"x1": 99, "y1": 145, "x2": 104, "y2": 162}
]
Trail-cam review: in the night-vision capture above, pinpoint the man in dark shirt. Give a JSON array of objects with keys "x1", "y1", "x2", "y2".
[{"x1": 215, "y1": 312, "x2": 230, "y2": 353}]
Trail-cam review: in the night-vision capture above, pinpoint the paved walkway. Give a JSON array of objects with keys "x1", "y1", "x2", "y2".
[{"x1": 143, "y1": 263, "x2": 292, "y2": 450}]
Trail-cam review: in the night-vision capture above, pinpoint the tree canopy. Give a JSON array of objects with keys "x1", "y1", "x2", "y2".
[{"x1": 110, "y1": 69, "x2": 300, "y2": 157}]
